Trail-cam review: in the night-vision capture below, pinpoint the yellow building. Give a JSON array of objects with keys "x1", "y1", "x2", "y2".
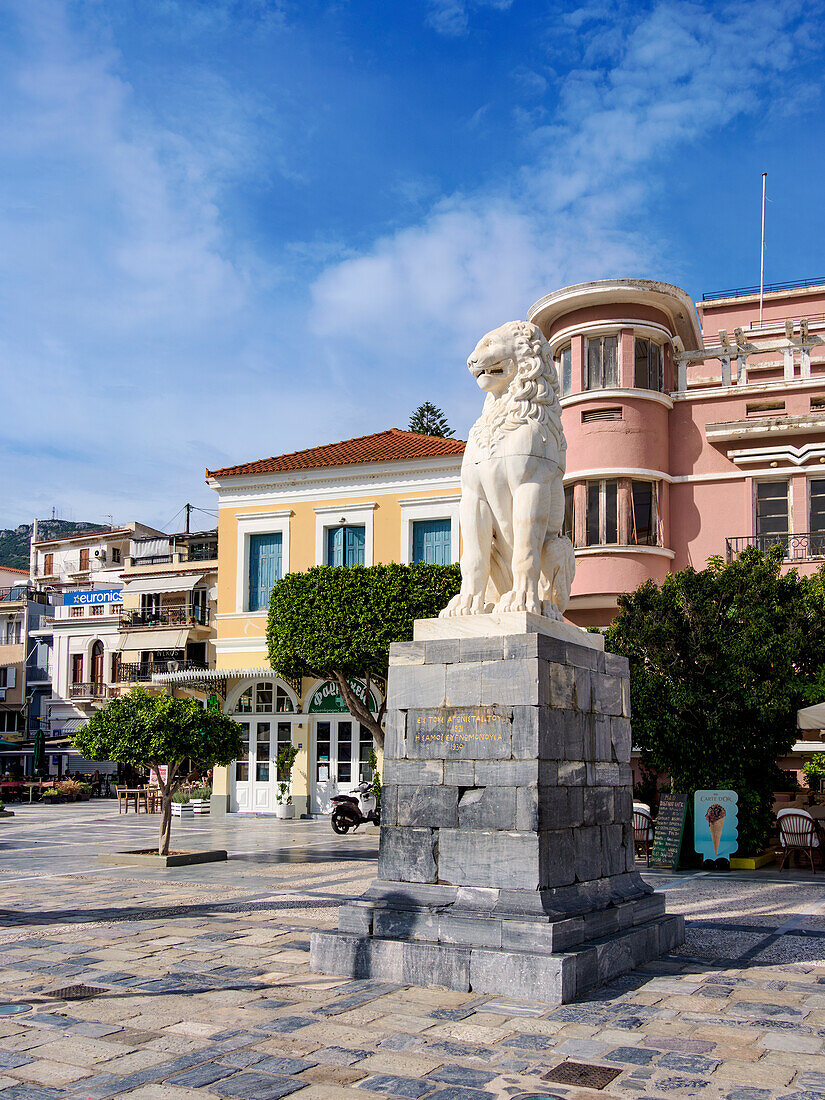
[{"x1": 158, "y1": 429, "x2": 465, "y2": 817}]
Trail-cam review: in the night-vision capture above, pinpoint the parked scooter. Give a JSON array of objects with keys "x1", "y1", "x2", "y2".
[{"x1": 330, "y1": 782, "x2": 380, "y2": 834}]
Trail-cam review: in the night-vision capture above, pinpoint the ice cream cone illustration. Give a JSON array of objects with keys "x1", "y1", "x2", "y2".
[{"x1": 706, "y1": 803, "x2": 726, "y2": 855}]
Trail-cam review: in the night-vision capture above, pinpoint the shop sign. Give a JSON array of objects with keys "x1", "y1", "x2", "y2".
[
  {"x1": 64, "y1": 589, "x2": 123, "y2": 606},
  {"x1": 308, "y1": 678, "x2": 377, "y2": 714},
  {"x1": 694, "y1": 789, "x2": 739, "y2": 862}
]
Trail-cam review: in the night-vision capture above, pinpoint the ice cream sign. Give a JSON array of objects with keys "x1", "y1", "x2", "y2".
[{"x1": 694, "y1": 790, "x2": 739, "y2": 862}]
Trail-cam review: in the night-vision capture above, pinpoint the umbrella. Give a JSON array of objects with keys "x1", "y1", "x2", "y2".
[{"x1": 32, "y1": 728, "x2": 45, "y2": 776}]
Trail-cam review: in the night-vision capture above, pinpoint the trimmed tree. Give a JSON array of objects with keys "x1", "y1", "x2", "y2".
[
  {"x1": 267, "y1": 563, "x2": 461, "y2": 749},
  {"x1": 73, "y1": 688, "x2": 244, "y2": 855},
  {"x1": 604, "y1": 548, "x2": 825, "y2": 855},
  {"x1": 408, "y1": 402, "x2": 455, "y2": 438}
]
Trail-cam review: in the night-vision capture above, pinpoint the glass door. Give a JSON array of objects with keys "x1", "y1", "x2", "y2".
[
  {"x1": 252, "y1": 721, "x2": 272, "y2": 811},
  {"x1": 311, "y1": 718, "x2": 374, "y2": 813}
]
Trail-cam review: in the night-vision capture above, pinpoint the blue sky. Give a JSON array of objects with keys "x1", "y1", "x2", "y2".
[{"x1": 1, "y1": 0, "x2": 824, "y2": 530}]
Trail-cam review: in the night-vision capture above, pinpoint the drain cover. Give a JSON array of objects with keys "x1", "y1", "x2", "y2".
[
  {"x1": 0, "y1": 1004, "x2": 32, "y2": 1016},
  {"x1": 542, "y1": 1062, "x2": 622, "y2": 1089},
  {"x1": 46, "y1": 985, "x2": 107, "y2": 1001}
]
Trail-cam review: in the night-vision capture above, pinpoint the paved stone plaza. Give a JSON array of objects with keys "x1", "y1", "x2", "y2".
[{"x1": 0, "y1": 805, "x2": 824, "y2": 1099}]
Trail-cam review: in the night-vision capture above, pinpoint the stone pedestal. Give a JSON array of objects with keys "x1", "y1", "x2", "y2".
[{"x1": 310, "y1": 620, "x2": 683, "y2": 1003}]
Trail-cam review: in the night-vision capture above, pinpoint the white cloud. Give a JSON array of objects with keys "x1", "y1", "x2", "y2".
[
  {"x1": 425, "y1": 0, "x2": 515, "y2": 37},
  {"x1": 312, "y1": 0, "x2": 818, "y2": 381}
]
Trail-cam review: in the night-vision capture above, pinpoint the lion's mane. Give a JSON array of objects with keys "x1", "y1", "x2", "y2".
[{"x1": 469, "y1": 321, "x2": 565, "y2": 455}]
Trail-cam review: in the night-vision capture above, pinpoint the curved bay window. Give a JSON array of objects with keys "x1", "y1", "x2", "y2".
[
  {"x1": 634, "y1": 337, "x2": 664, "y2": 392},
  {"x1": 571, "y1": 479, "x2": 660, "y2": 547},
  {"x1": 585, "y1": 335, "x2": 618, "y2": 390},
  {"x1": 555, "y1": 344, "x2": 572, "y2": 396}
]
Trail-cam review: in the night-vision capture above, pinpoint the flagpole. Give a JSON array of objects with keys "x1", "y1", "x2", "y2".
[{"x1": 759, "y1": 172, "x2": 767, "y2": 325}]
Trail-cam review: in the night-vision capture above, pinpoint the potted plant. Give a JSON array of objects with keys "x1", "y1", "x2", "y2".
[
  {"x1": 189, "y1": 784, "x2": 212, "y2": 816},
  {"x1": 276, "y1": 744, "x2": 300, "y2": 819},
  {"x1": 42, "y1": 786, "x2": 62, "y2": 803},
  {"x1": 171, "y1": 790, "x2": 194, "y2": 818},
  {"x1": 803, "y1": 754, "x2": 825, "y2": 795}
]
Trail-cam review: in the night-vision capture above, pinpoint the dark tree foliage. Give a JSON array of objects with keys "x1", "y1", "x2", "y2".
[
  {"x1": 268, "y1": 563, "x2": 461, "y2": 748},
  {"x1": 408, "y1": 402, "x2": 455, "y2": 438},
  {"x1": 73, "y1": 689, "x2": 244, "y2": 855},
  {"x1": 604, "y1": 548, "x2": 825, "y2": 855}
]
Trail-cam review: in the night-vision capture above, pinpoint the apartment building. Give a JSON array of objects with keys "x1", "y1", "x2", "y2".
[
  {"x1": 0, "y1": 579, "x2": 52, "y2": 778},
  {"x1": 150, "y1": 429, "x2": 464, "y2": 816},
  {"x1": 525, "y1": 277, "x2": 825, "y2": 627}
]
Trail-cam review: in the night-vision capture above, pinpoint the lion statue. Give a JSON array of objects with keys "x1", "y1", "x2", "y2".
[{"x1": 440, "y1": 320, "x2": 575, "y2": 621}]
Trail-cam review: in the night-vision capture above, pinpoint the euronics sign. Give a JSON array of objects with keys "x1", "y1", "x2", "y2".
[{"x1": 64, "y1": 589, "x2": 123, "y2": 606}]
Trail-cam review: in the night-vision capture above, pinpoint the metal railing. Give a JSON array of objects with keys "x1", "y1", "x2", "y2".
[
  {"x1": 132, "y1": 555, "x2": 173, "y2": 566},
  {"x1": 0, "y1": 585, "x2": 49, "y2": 605},
  {"x1": 69, "y1": 682, "x2": 112, "y2": 700},
  {"x1": 704, "y1": 277, "x2": 825, "y2": 301},
  {"x1": 118, "y1": 659, "x2": 207, "y2": 683},
  {"x1": 120, "y1": 607, "x2": 209, "y2": 628},
  {"x1": 726, "y1": 532, "x2": 825, "y2": 562}
]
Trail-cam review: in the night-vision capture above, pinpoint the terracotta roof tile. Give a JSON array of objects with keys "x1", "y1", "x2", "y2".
[{"x1": 206, "y1": 428, "x2": 465, "y2": 480}]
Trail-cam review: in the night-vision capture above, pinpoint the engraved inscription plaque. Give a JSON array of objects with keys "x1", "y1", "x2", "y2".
[{"x1": 406, "y1": 707, "x2": 512, "y2": 759}]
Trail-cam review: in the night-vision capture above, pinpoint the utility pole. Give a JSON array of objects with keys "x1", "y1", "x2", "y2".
[
  {"x1": 759, "y1": 172, "x2": 767, "y2": 326},
  {"x1": 185, "y1": 503, "x2": 191, "y2": 534}
]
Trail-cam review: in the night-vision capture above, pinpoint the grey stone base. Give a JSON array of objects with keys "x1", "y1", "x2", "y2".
[
  {"x1": 97, "y1": 849, "x2": 227, "y2": 867},
  {"x1": 310, "y1": 910, "x2": 685, "y2": 1003}
]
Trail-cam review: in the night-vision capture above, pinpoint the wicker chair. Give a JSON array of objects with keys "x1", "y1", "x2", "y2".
[
  {"x1": 777, "y1": 809, "x2": 821, "y2": 872},
  {"x1": 633, "y1": 807, "x2": 655, "y2": 866}
]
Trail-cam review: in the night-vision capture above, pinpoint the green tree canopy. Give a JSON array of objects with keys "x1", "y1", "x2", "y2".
[
  {"x1": 268, "y1": 563, "x2": 461, "y2": 748},
  {"x1": 605, "y1": 548, "x2": 825, "y2": 854},
  {"x1": 408, "y1": 402, "x2": 455, "y2": 438},
  {"x1": 73, "y1": 689, "x2": 243, "y2": 854}
]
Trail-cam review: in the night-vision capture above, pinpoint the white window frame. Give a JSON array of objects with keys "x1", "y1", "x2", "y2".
[
  {"x1": 398, "y1": 496, "x2": 461, "y2": 565},
  {"x1": 314, "y1": 503, "x2": 376, "y2": 567},
  {"x1": 235, "y1": 510, "x2": 292, "y2": 614},
  {"x1": 753, "y1": 478, "x2": 792, "y2": 540}
]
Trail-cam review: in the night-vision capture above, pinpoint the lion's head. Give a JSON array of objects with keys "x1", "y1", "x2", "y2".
[{"x1": 467, "y1": 320, "x2": 564, "y2": 452}]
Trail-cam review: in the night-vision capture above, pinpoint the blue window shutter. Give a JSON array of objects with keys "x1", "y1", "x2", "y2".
[
  {"x1": 345, "y1": 526, "x2": 365, "y2": 566},
  {"x1": 412, "y1": 519, "x2": 451, "y2": 565},
  {"x1": 248, "y1": 533, "x2": 283, "y2": 611},
  {"x1": 326, "y1": 527, "x2": 344, "y2": 567}
]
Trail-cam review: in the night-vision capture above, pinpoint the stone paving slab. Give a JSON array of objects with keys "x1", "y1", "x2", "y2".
[{"x1": 0, "y1": 805, "x2": 824, "y2": 1098}]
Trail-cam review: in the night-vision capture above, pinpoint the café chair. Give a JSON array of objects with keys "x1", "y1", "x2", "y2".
[
  {"x1": 633, "y1": 806, "x2": 655, "y2": 866},
  {"x1": 777, "y1": 808, "x2": 821, "y2": 873}
]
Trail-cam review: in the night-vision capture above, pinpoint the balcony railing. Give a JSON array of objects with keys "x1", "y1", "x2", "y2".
[
  {"x1": 118, "y1": 659, "x2": 207, "y2": 683},
  {"x1": 0, "y1": 585, "x2": 49, "y2": 605},
  {"x1": 69, "y1": 682, "x2": 112, "y2": 700},
  {"x1": 132, "y1": 555, "x2": 173, "y2": 566},
  {"x1": 726, "y1": 532, "x2": 825, "y2": 562},
  {"x1": 120, "y1": 607, "x2": 210, "y2": 629}
]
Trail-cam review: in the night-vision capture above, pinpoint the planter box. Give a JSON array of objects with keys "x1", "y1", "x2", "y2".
[
  {"x1": 98, "y1": 849, "x2": 227, "y2": 868},
  {"x1": 730, "y1": 850, "x2": 776, "y2": 870},
  {"x1": 171, "y1": 803, "x2": 194, "y2": 818},
  {"x1": 276, "y1": 804, "x2": 295, "y2": 820}
]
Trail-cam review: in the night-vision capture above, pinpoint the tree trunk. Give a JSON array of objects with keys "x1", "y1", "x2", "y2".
[
  {"x1": 158, "y1": 794, "x2": 172, "y2": 856},
  {"x1": 333, "y1": 671, "x2": 386, "y2": 750}
]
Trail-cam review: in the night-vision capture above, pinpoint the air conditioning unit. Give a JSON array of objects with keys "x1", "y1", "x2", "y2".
[{"x1": 94, "y1": 549, "x2": 106, "y2": 561}]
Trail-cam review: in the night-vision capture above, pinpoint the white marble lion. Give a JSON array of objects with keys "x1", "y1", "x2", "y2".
[{"x1": 440, "y1": 320, "x2": 575, "y2": 621}]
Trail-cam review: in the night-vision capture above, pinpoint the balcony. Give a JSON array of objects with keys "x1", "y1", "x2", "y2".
[
  {"x1": 120, "y1": 607, "x2": 210, "y2": 629},
  {"x1": 726, "y1": 532, "x2": 825, "y2": 562},
  {"x1": 0, "y1": 586, "x2": 49, "y2": 605},
  {"x1": 118, "y1": 659, "x2": 207, "y2": 683},
  {"x1": 69, "y1": 682, "x2": 112, "y2": 701}
]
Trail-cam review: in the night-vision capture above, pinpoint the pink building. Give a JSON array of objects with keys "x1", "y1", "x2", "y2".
[{"x1": 527, "y1": 278, "x2": 825, "y2": 628}]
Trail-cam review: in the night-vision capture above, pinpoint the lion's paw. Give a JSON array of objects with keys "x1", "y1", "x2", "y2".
[
  {"x1": 440, "y1": 592, "x2": 481, "y2": 618},
  {"x1": 494, "y1": 588, "x2": 542, "y2": 615}
]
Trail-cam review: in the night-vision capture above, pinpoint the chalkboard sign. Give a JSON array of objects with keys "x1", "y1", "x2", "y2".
[{"x1": 650, "y1": 793, "x2": 688, "y2": 870}]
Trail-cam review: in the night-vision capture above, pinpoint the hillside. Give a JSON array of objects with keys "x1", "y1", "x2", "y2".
[{"x1": 0, "y1": 520, "x2": 108, "y2": 571}]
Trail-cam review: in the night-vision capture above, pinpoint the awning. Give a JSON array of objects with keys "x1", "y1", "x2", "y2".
[
  {"x1": 123, "y1": 574, "x2": 203, "y2": 596},
  {"x1": 797, "y1": 702, "x2": 825, "y2": 730},
  {"x1": 116, "y1": 628, "x2": 189, "y2": 652},
  {"x1": 153, "y1": 665, "x2": 273, "y2": 685},
  {"x1": 54, "y1": 719, "x2": 87, "y2": 735}
]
